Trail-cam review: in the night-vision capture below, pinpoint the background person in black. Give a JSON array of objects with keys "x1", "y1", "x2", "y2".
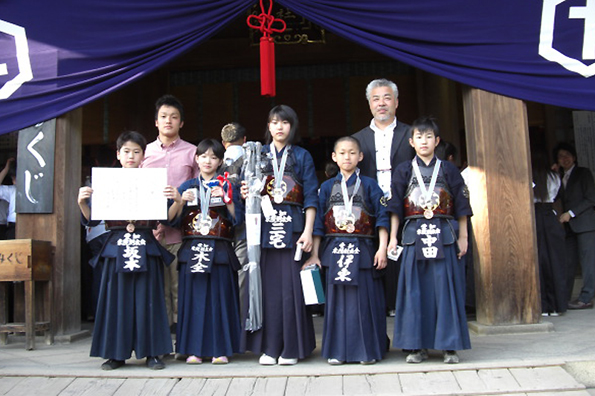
[
  {"x1": 353, "y1": 78, "x2": 414, "y2": 316},
  {"x1": 554, "y1": 142, "x2": 595, "y2": 310}
]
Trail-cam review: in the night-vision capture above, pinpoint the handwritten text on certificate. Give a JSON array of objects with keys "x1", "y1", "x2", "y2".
[{"x1": 90, "y1": 168, "x2": 168, "y2": 220}]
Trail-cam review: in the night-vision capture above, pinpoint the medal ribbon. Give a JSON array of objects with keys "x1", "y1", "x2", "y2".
[
  {"x1": 270, "y1": 143, "x2": 290, "y2": 190},
  {"x1": 411, "y1": 158, "x2": 441, "y2": 210},
  {"x1": 340, "y1": 169, "x2": 362, "y2": 216},
  {"x1": 199, "y1": 177, "x2": 212, "y2": 221}
]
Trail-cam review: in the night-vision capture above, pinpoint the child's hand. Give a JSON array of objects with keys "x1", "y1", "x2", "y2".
[
  {"x1": 180, "y1": 189, "x2": 195, "y2": 204},
  {"x1": 297, "y1": 233, "x2": 313, "y2": 252},
  {"x1": 302, "y1": 255, "x2": 321, "y2": 270},
  {"x1": 387, "y1": 238, "x2": 399, "y2": 256},
  {"x1": 457, "y1": 236, "x2": 468, "y2": 259},
  {"x1": 240, "y1": 180, "x2": 248, "y2": 200},
  {"x1": 164, "y1": 185, "x2": 183, "y2": 203},
  {"x1": 78, "y1": 186, "x2": 93, "y2": 204},
  {"x1": 374, "y1": 246, "x2": 388, "y2": 270},
  {"x1": 211, "y1": 186, "x2": 224, "y2": 198}
]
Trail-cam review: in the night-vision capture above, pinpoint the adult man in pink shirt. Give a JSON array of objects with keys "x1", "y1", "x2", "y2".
[{"x1": 142, "y1": 94, "x2": 199, "y2": 328}]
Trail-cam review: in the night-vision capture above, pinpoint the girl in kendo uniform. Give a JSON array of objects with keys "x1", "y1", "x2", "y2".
[
  {"x1": 305, "y1": 136, "x2": 389, "y2": 365},
  {"x1": 78, "y1": 131, "x2": 174, "y2": 371},
  {"x1": 167, "y1": 138, "x2": 243, "y2": 365},
  {"x1": 241, "y1": 105, "x2": 318, "y2": 366},
  {"x1": 387, "y1": 117, "x2": 472, "y2": 364}
]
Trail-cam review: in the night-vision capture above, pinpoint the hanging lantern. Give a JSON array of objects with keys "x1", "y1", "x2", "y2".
[{"x1": 247, "y1": 0, "x2": 286, "y2": 97}]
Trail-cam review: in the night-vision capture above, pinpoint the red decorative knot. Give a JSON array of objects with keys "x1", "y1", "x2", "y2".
[
  {"x1": 247, "y1": 0, "x2": 286, "y2": 38},
  {"x1": 247, "y1": 0, "x2": 286, "y2": 97}
]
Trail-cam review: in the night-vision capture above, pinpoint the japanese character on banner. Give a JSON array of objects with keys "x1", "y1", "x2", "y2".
[
  {"x1": 116, "y1": 232, "x2": 148, "y2": 272},
  {"x1": 189, "y1": 242, "x2": 214, "y2": 273},
  {"x1": 263, "y1": 207, "x2": 292, "y2": 249},
  {"x1": 415, "y1": 220, "x2": 445, "y2": 260},
  {"x1": 330, "y1": 241, "x2": 360, "y2": 285}
]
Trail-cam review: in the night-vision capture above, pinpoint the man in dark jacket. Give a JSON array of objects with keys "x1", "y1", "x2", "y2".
[
  {"x1": 353, "y1": 79, "x2": 415, "y2": 316},
  {"x1": 555, "y1": 142, "x2": 595, "y2": 309}
]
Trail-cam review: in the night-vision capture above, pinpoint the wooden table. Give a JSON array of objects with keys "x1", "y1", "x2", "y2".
[{"x1": 0, "y1": 239, "x2": 54, "y2": 350}]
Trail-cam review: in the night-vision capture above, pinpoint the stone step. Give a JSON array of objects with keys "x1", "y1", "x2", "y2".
[{"x1": 0, "y1": 365, "x2": 588, "y2": 395}]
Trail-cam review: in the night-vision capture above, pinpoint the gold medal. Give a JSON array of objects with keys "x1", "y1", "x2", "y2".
[{"x1": 126, "y1": 222, "x2": 135, "y2": 233}]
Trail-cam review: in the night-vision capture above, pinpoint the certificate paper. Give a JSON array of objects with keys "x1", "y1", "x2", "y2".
[{"x1": 90, "y1": 168, "x2": 168, "y2": 220}]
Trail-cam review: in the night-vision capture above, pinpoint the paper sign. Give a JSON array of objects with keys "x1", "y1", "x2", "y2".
[{"x1": 90, "y1": 167, "x2": 167, "y2": 220}]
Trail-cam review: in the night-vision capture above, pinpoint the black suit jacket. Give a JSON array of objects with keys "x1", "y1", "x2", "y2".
[
  {"x1": 352, "y1": 121, "x2": 415, "y2": 180},
  {"x1": 559, "y1": 166, "x2": 595, "y2": 233}
]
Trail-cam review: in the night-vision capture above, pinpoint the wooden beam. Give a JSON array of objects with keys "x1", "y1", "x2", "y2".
[
  {"x1": 463, "y1": 87, "x2": 541, "y2": 325},
  {"x1": 16, "y1": 109, "x2": 83, "y2": 336}
]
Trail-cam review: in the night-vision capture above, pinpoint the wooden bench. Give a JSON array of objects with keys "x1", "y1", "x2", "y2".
[{"x1": 0, "y1": 239, "x2": 54, "y2": 350}]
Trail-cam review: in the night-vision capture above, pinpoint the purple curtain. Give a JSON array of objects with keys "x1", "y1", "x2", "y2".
[{"x1": 1, "y1": 0, "x2": 593, "y2": 136}]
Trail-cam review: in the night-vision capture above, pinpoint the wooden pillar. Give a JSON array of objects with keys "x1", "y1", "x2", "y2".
[
  {"x1": 16, "y1": 109, "x2": 83, "y2": 338},
  {"x1": 462, "y1": 87, "x2": 541, "y2": 326}
]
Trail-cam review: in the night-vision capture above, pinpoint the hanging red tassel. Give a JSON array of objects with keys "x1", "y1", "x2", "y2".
[{"x1": 247, "y1": 0, "x2": 286, "y2": 97}]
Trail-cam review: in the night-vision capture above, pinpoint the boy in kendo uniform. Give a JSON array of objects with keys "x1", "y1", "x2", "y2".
[
  {"x1": 306, "y1": 136, "x2": 389, "y2": 365},
  {"x1": 78, "y1": 131, "x2": 174, "y2": 371},
  {"x1": 387, "y1": 116, "x2": 472, "y2": 364}
]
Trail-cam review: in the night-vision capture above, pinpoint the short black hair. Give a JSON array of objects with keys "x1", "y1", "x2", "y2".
[
  {"x1": 116, "y1": 131, "x2": 147, "y2": 152},
  {"x1": 154, "y1": 94, "x2": 185, "y2": 122},
  {"x1": 264, "y1": 105, "x2": 301, "y2": 145},
  {"x1": 196, "y1": 138, "x2": 225, "y2": 160},
  {"x1": 435, "y1": 140, "x2": 457, "y2": 161},
  {"x1": 411, "y1": 116, "x2": 440, "y2": 138},
  {"x1": 553, "y1": 142, "x2": 577, "y2": 164},
  {"x1": 333, "y1": 136, "x2": 361, "y2": 152}
]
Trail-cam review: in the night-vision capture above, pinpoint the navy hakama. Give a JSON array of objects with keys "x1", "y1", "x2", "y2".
[
  {"x1": 393, "y1": 230, "x2": 470, "y2": 350},
  {"x1": 320, "y1": 238, "x2": 386, "y2": 362},
  {"x1": 90, "y1": 229, "x2": 174, "y2": 361},
  {"x1": 176, "y1": 239, "x2": 242, "y2": 358},
  {"x1": 242, "y1": 235, "x2": 316, "y2": 359}
]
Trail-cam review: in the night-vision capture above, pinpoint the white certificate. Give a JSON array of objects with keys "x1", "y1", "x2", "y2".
[{"x1": 90, "y1": 168, "x2": 168, "y2": 220}]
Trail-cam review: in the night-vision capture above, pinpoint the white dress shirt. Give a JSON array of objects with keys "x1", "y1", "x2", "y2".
[{"x1": 370, "y1": 118, "x2": 396, "y2": 198}]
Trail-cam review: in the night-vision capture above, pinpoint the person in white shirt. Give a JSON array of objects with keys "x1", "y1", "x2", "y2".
[{"x1": 352, "y1": 79, "x2": 415, "y2": 317}]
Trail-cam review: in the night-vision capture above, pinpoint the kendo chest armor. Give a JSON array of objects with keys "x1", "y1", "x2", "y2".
[
  {"x1": 324, "y1": 179, "x2": 375, "y2": 237},
  {"x1": 260, "y1": 148, "x2": 303, "y2": 205},
  {"x1": 404, "y1": 164, "x2": 454, "y2": 219},
  {"x1": 182, "y1": 209, "x2": 233, "y2": 240},
  {"x1": 181, "y1": 186, "x2": 233, "y2": 240}
]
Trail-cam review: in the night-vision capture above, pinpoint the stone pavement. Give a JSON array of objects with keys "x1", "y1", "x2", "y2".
[{"x1": 1, "y1": 311, "x2": 595, "y2": 395}]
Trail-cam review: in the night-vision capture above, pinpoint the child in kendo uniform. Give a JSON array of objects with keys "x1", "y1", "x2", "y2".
[
  {"x1": 305, "y1": 136, "x2": 389, "y2": 365},
  {"x1": 387, "y1": 116, "x2": 472, "y2": 364},
  {"x1": 241, "y1": 105, "x2": 318, "y2": 366},
  {"x1": 78, "y1": 131, "x2": 174, "y2": 371},
  {"x1": 167, "y1": 138, "x2": 243, "y2": 365}
]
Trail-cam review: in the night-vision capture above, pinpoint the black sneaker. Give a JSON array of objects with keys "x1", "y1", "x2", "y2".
[
  {"x1": 101, "y1": 359, "x2": 125, "y2": 370},
  {"x1": 146, "y1": 356, "x2": 165, "y2": 370}
]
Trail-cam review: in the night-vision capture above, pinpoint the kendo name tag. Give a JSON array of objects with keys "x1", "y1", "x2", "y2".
[{"x1": 261, "y1": 194, "x2": 275, "y2": 218}]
